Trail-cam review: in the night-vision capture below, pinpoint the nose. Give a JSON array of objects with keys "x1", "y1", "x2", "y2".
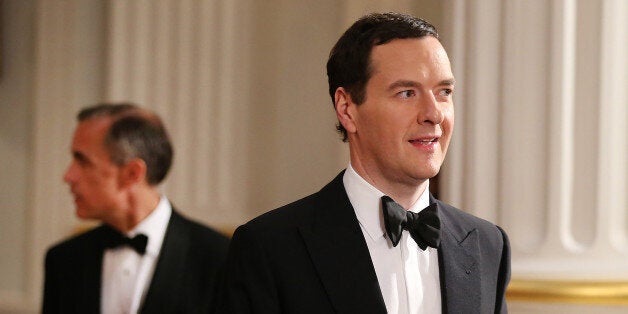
[
  {"x1": 417, "y1": 94, "x2": 444, "y2": 125},
  {"x1": 63, "y1": 162, "x2": 76, "y2": 184}
]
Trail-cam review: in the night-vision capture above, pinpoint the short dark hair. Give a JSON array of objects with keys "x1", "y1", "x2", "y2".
[
  {"x1": 77, "y1": 103, "x2": 174, "y2": 185},
  {"x1": 326, "y1": 12, "x2": 439, "y2": 142}
]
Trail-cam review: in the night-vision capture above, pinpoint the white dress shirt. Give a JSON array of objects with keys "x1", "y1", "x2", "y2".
[
  {"x1": 101, "y1": 196, "x2": 172, "y2": 314},
  {"x1": 343, "y1": 164, "x2": 441, "y2": 314}
]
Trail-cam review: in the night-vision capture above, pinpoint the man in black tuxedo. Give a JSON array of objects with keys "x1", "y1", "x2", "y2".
[
  {"x1": 218, "y1": 12, "x2": 510, "y2": 314},
  {"x1": 43, "y1": 103, "x2": 229, "y2": 313}
]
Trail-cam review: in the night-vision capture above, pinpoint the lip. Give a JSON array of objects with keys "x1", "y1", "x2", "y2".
[
  {"x1": 69, "y1": 190, "x2": 80, "y2": 202},
  {"x1": 408, "y1": 135, "x2": 440, "y2": 149}
]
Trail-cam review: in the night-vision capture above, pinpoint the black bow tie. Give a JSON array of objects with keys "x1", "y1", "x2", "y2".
[
  {"x1": 105, "y1": 232, "x2": 149, "y2": 255},
  {"x1": 381, "y1": 196, "x2": 441, "y2": 250}
]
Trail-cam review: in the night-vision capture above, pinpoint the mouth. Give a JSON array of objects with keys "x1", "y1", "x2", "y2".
[
  {"x1": 408, "y1": 135, "x2": 441, "y2": 151},
  {"x1": 69, "y1": 190, "x2": 80, "y2": 202},
  {"x1": 409, "y1": 138, "x2": 438, "y2": 144},
  {"x1": 409, "y1": 136, "x2": 439, "y2": 145}
]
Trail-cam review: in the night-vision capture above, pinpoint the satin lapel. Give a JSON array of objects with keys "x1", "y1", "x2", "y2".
[
  {"x1": 434, "y1": 198, "x2": 481, "y2": 314},
  {"x1": 299, "y1": 173, "x2": 387, "y2": 314},
  {"x1": 80, "y1": 227, "x2": 107, "y2": 313},
  {"x1": 140, "y1": 211, "x2": 188, "y2": 314}
]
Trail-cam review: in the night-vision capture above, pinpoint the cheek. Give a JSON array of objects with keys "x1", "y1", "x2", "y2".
[
  {"x1": 83, "y1": 171, "x2": 117, "y2": 193},
  {"x1": 449, "y1": 110, "x2": 455, "y2": 129},
  {"x1": 356, "y1": 103, "x2": 416, "y2": 144},
  {"x1": 442, "y1": 107, "x2": 454, "y2": 133},
  {"x1": 447, "y1": 104, "x2": 455, "y2": 122},
  {"x1": 440, "y1": 110, "x2": 454, "y2": 150}
]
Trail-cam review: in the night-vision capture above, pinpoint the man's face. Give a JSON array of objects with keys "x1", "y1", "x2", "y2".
[
  {"x1": 345, "y1": 37, "x2": 455, "y2": 188},
  {"x1": 63, "y1": 117, "x2": 125, "y2": 222}
]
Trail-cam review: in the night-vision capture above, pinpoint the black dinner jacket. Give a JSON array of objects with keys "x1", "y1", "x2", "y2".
[
  {"x1": 218, "y1": 171, "x2": 510, "y2": 314},
  {"x1": 43, "y1": 209, "x2": 229, "y2": 314}
]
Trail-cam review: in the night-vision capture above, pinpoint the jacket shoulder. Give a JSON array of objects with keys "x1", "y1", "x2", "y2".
[
  {"x1": 169, "y1": 209, "x2": 230, "y2": 251},
  {"x1": 244, "y1": 171, "x2": 347, "y2": 231},
  {"x1": 46, "y1": 225, "x2": 108, "y2": 257},
  {"x1": 436, "y1": 199, "x2": 509, "y2": 249}
]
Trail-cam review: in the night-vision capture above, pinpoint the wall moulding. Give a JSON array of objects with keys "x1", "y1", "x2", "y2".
[{"x1": 507, "y1": 279, "x2": 628, "y2": 305}]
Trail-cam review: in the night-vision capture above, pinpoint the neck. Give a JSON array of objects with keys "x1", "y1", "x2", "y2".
[
  {"x1": 349, "y1": 160, "x2": 428, "y2": 210},
  {"x1": 385, "y1": 182, "x2": 428, "y2": 209},
  {"x1": 110, "y1": 188, "x2": 161, "y2": 233}
]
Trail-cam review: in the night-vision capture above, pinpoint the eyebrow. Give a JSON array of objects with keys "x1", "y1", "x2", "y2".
[
  {"x1": 388, "y1": 78, "x2": 456, "y2": 91},
  {"x1": 439, "y1": 78, "x2": 456, "y2": 86}
]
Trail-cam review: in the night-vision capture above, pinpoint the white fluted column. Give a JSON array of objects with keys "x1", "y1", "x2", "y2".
[
  {"x1": 28, "y1": 0, "x2": 106, "y2": 310},
  {"x1": 106, "y1": 0, "x2": 254, "y2": 228},
  {"x1": 441, "y1": 0, "x2": 628, "y2": 281}
]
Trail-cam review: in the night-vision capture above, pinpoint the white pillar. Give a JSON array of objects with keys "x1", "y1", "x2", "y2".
[
  {"x1": 441, "y1": 0, "x2": 628, "y2": 280},
  {"x1": 28, "y1": 0, "x2": 107, "y2": 310},
  {"x1": 105, "y1": 0, "x2": 254, "y2": 229}
]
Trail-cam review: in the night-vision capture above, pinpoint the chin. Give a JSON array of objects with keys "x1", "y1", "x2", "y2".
[
  {"x1": 412, "y1": 162, "x2": 441, "y2": 178},
  {"x1": 406, "y1": 172, "x2": 437, "y2": 185}
]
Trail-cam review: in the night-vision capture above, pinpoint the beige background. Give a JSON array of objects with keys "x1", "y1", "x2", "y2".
[{"x1": 1, "y1": 0, "x2": 626, "y2": 313}]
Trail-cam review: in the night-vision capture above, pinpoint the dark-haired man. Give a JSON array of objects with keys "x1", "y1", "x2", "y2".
[
  {"x1": 218, "y1": 12, "x2": 510, "y2": 314},
  {"x1": 43, "y1": 103, "x2": 229, "y2": 314}
]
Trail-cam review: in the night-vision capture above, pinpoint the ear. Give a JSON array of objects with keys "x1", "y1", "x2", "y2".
[
  {"x1": 118, "y1": 158, "x2": 147, "y2": 188},
  {"x1": 334, "y1": 87, "x2": 358, "y2": 135}
]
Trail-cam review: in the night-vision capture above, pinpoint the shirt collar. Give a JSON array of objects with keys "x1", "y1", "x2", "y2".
[
  {"x1": 127, "y1": 195, "x2": 172, "y2": 256},
  {"x1": 343, "y1": 164, "x2": 431, "y2": 241}
]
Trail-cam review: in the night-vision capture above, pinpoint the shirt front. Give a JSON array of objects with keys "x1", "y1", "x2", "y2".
[
  {"x1": 101, "y1": 196, "x2": 172, "y2": 314},
  {"x1": 343, "y1": 164, "x2": 441, "y2": 314}
]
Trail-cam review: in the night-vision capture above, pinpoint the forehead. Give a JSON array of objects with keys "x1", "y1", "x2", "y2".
[
  {"x1": 369, "y1": 37, "x2": 452, "y2": 80},
  {"x1": 71, "y1": 117, "x2": 112, "y2": 153}
]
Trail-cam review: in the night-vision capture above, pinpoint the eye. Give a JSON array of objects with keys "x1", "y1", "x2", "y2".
[
  {"x1": 397, "y1": 90, "x2": 416, "y2": 99},
  {"x1": 439, "y1": 88, "x2": 453, "y2": 97},
  {"x1": 73, "y1": 152, "x2": 91, "y2": 166}
]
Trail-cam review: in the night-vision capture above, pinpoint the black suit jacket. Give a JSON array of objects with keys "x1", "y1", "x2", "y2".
[
  {"x1": 218, "y1": 171, "x2": 510, "y2": 314},
  {"x1": 43, "y1": 209, "x2": 229, "y2": 314}
]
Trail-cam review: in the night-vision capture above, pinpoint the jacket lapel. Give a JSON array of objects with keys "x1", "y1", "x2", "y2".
[
  {"x1": 299, "y1": 172, "x2": 387, "y2": 314},
  {"x1": 79, "y1": 226, "x2": 108, "y2": 313},
  {"x1": 435, "y1": 197, "x2": 481, "y2": 314},
  {"x1": 82, "y1": 249, "x2": 104, "y2": 312},
  {"x1": 140, "y1": 210, "x2": 188, "y2": 314}
]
